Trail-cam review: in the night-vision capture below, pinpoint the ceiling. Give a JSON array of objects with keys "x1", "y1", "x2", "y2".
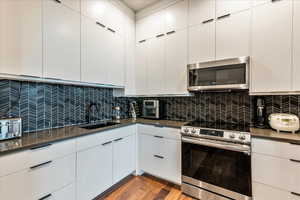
[{"x1": 121, "y1": 0, "x2": 161, "y2": 11}]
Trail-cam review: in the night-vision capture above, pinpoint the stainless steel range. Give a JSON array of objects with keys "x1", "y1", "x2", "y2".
[{"x1": 181, "y1": 121, "x2": 252, "y2": 200}]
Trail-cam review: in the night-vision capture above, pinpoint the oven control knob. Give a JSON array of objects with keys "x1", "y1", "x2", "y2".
[
  {"x1": 191, "y1": 129, "x2": 196, "y2": 134},
  {"x1": 229, "y1": 134, "x2": 236, "y2": 139},
  {"x1": 239, "y1": 135, "x2": 246, "y2": 140}
]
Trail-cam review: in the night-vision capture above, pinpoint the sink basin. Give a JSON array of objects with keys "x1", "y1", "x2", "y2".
[{"x1": 80, "y1": 121, "x2": 120, "y2": 129}]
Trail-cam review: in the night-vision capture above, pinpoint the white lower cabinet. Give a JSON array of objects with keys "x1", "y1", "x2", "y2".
[
  {"x1": 52, "y1": 183, "x2": 76, "y2": 200},
  {"x1": 252, "y1": 138, "x2": 300, "y2": 199},
  {"x1": 77, "y1": 139, "x2": 113, "y2": 200},
  {"x1": 138, "y1": 126, "x2": 181, "y2": 184}
]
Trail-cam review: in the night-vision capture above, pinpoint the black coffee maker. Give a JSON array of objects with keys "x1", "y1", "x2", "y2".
[{"x1": 254, "y1": 97, "x2": 267, "y2": 128}]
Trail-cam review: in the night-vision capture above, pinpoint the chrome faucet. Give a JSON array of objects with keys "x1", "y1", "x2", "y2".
[{"x1": 86, "y1": 103, "x2": 100, "y2": 123}]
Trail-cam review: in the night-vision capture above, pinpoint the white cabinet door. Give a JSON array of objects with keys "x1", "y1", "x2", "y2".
[
  {"x1": 61, "y1": 0, "x2": 80, "y2": 12},
  {"x1": 165, "y1": 0, "x2": 188, "y2": 32},
  {"x1": 52, "y1": 183, "x2": 75, "y2": 200},
  {"x1": 108, "y1": 32, "x2": 125, "y2": 86},
  {"x1": 135, "y1": 41, "x2": 148, "y2": 95},
  {"x1": 77, "y1": 141, "x2": 113, "y2": 200},
  {"x1": 251, "y1": 0, "x2": 293, "y2": 93},
  {"x1": 293, "y1": 0, "x2": 300, "y2": 91},
  {"x1": 0, "y1": 0, "x2": 42, "y2": 77},
  {"x1": 105, "y1": 3, "x2": 124, "y2": 36},
  {"x1": 43, "y1": 0, "x2": 81, "y2": 81},
  {"x1": 113, "y1": 135, "x2": 135, "y2": 183},
  {"x1": 147, "y1": 36, "x2": 165, "y2": 95},
  {"x1": 165, "y1": 29, "x2": 188, "y2": 95},
  {"x1": 81, "y1": 0, "x2": 109, "y2": 23},
  {"x1": 81, "y1": 16, "x2": 110, "y2": 84},
  {"x1": 189, "y1": 21, "x2": 215, "y2": 64},
  {"x1": 216, "y1": 0, "x2": 251, "y2": 17},
  {"x1": 189, "y1": 0, "x2": 215, "y2": 26},
  {"x1": 216, "y1": 10, "x2": 250, "y2": 60}
]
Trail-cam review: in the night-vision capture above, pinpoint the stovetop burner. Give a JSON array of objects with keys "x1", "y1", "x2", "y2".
[{"x1": 185, "y1": 121, "x2": 250, "y2": 132}]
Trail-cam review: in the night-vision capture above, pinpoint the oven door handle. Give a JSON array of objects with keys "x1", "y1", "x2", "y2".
[{"x1": 182, "y1": 137, "x2": 251, "y2": 155}]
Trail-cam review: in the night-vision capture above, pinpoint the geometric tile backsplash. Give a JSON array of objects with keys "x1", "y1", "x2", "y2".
[{"x1": 1, "y1": 80, "x2": 300, "y2": 132}]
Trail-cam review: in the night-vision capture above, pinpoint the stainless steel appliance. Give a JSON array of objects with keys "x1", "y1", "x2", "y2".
[
  {"x1": 142, "y1": 100, "x2": 164, "y2": 119},
  {"x1": 181, "y1": 121, "x2": 252, "y2": 200},
  {"x1": 0, "y1": 118, "x2": 22, "y2": 141},
  {"x1": 188, "y1": 57, "x2": 249, "y2": 91}
]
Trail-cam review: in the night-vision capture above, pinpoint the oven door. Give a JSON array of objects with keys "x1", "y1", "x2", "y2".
[{"x1": 182, "y1": 137, "x2": 252, "y2": 199}]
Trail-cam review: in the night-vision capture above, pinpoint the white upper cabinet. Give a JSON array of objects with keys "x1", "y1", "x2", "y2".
[
  {"x1": 216, "y1": 0, "x2": 251, "y2": 17},
  {"x1": 61, "y1": 0, "x2": 81, "y2": 12},
  {"x1": 81, "y1": 0, "x2": 109, "y2": 22},
  {"x1": 165, "y1": 0, "x2": 188, "y2": 32},
  {"x1": 43, "y1": 0, "x2": 81, "y2": 81},
  {"x1": 293, "y1": 0, "x2": 300, "y2": 91},
  {"x1": 251, "y1": 0, "x2": 293, "y2": 93},
  {"x1": 105, "y1": 2, "x2": 125, "y2": 35},
  {"x1": 135, "y1": 41, "x2": 148, "y2": 95},
  {"x1": 189, "y1": 0, "x2": 215, "y2": 26},
  {"x1": 165, "y1": 29, "x2": 188, "y2": 94},
  {"x1": 147, "y1": 36, "x2": 165, "y2": 95},
  {"x1": 81, "y1": 16, "x2": 110, "y2": 84},
  {"x1": 0, "y1": 0, "x2": 42, "y2": 77},
  {"x1": 216, "y1": 9, "x2": 250, "y2": 60},
  {"x1": 189, "y1": 20, "x2": 215, "y2": 63}
]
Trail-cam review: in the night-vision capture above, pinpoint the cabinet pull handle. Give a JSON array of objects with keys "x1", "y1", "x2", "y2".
[
  {"x1": 107, "y1": 28, "x2": 116, "y2": 33},
  {"x1": 290, "y1": 159, "x2": 300, "y2": 163},
  {"x1": 271, "y1": 0, "x2": 282, "y2": 2},
  {"x1": 30, "y1": 161, "x2": 52, "y2": 170},
  {"x1": 102, "y1": 141, "x2": 112, "y2": 146},
  {"x1": 156, "y1": 34, "x2": 165, "y2": 38},
  {"x1": 30, "y1": 143, "x2": 52, "y2": 150},
  {"x1": 291, "y1": 192, "x2": 300, "y2": 197},
  {"x1": 154, "y1": 135, "x2": 164, "y2": 139},
  {"x1": 96, "y1": 21, "x2": 105, "y2": 28},
  {"x1": 202, "y1": 19, "x2": 214, "y2": 24},
  {"x1": 38, "y1": 194, "x2": 52, "y2": 200},
  {"x1": 114, "y1": 138, "x2": 123, "y2": 142},
  {"x1": 154, "y1": 155, "x2": 164, "y2": 159},
  {"x1": 139, "y1": 40, "x2": 146, "y2": 43},
  {"x1": 53, "y1": 0, "x2": 62, "y2": 3},
  {"x1": 290, "y1": 142, "x2": 300, "y2": 146},
  {"x1": 166, "y1": 30, "x2": 176, "y2": 35},
  {"x1": 217, "y1": 14, "x2": 231, "y2": 20}
]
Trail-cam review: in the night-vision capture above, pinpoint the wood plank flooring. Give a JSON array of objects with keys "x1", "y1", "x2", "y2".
[{"x1": 98, "y1": 174, "x2": 195, "y2": 200}]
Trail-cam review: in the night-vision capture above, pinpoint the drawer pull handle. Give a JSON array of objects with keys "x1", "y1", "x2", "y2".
[
  {"x1": 107, "y1": 28, "x2": 116, "y2": 33},
  {"x1": 139, "y1": 40, "x2": 146, "y2": 43},
  {"x1": 272, "y1": 0, "x2": 282, "y2": 2},
  {"x1": 53, "y1": 0, "x2": 61, "y2": 3},
  {"x1": 30, "y1": 161, "x2": 52, "y2": 170},
  {"x1": 217, "y1": 14, "x2": 231, "y2": 20},
  {"x1": 166, "y1": 30, "x2": 176, "y2": 35},
  {"x1": 154, "y1": 155, "x2": 164, "y2": 159},
  {"x1": 38, "y1": 194, "x2": 52, "y2": 200},
  {"x1": 156, "y1": 34, "x2": 165, "y2": 38},
  {"x1": 30, "y1": 143, "x2": 52, "y2": 150},
  {"x1": 96, "y1": 21, "x2": 105, "y2": 28},
  {"x1": 291, "y1": 192, "x2": 300, "y2": 197},
  {"x1": 154, "y1": 135, "x2": 164, "y2": 139},
  {"x1": 102, "y1": 141, "x2": 112, "y2": 146},
  {"x1": 114, "y1": 138, "x2": 123, "y2": 142},
  {"x1": 290, "y1": 159, "x2": 300, "y2": 163},
  {"x1": 202, "y1": 19, "x2": 214, "y2": 24}
]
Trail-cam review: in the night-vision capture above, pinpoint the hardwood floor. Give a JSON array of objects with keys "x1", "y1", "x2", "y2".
[{"x1": 98, "y1": 174, "x2": 195, "y2": 200}]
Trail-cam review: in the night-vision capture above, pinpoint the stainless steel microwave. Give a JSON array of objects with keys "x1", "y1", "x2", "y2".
[{"x1": 187, "y1": 57, "x2": 249, "y2": 91}]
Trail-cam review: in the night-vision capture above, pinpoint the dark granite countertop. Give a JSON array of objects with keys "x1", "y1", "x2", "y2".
[
  {"x1": 1, "y1": 118, "x2": 300, "y2": 156},
  {"x1": 0, "y1": 118, "x2": 187, "y2": 156}
]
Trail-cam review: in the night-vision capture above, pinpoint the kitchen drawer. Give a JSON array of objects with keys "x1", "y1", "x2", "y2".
[
  {"x1": 51, "y1": 183, "x2": 75, "y2": 200},
  {"x1": 0, "y1": 154, "x2": 76, "y2": 200},
  {"x1": 138, "y1": 124, "x2": 181, "y2": 140},
  {"x1": 0, "y1": 139, "x2": 76, "y2": 177},
  {"x1": 252, "y1": 153, "x2": 300, "y2": 194},
  {"x1": 252, "y1": 138, "x2": 300, "y2": 160},
  {"x1": 253, "y1": 182, "x2": 300, "y2": 200}
]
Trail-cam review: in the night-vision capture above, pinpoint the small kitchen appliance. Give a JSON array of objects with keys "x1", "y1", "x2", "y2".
[
  {"x1": 0, "y1": 118, "x2": 22, "y2": 141},
  {"x1": 142, "y1": 100, "x2": 164, "y2": 119},
  {"x1": 254, "y1": 97, "x2": 266, "y2": 128},
  {"x1": 187, "y1": 56, "x2": 249, "y2": 91},
  {"x1": 181, "y1": 121, "x2": 252, "y2": 200},
  {"x1": 269, "y1": 113, "x2": 300, "y2": 133}
]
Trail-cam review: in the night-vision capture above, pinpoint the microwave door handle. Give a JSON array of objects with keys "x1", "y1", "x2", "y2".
[{"x1": 182, "y1": 137, "x2": 250, "y2": 154}]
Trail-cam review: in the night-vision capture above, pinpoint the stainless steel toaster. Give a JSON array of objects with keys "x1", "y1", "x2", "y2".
[{"x1": 0, "y1": 118, "x2": 22, "y2": 141}]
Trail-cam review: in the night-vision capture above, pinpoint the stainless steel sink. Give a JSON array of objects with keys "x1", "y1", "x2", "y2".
[{"x1": 80, "y1": 121, "x2": 120, "y2": 129}]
